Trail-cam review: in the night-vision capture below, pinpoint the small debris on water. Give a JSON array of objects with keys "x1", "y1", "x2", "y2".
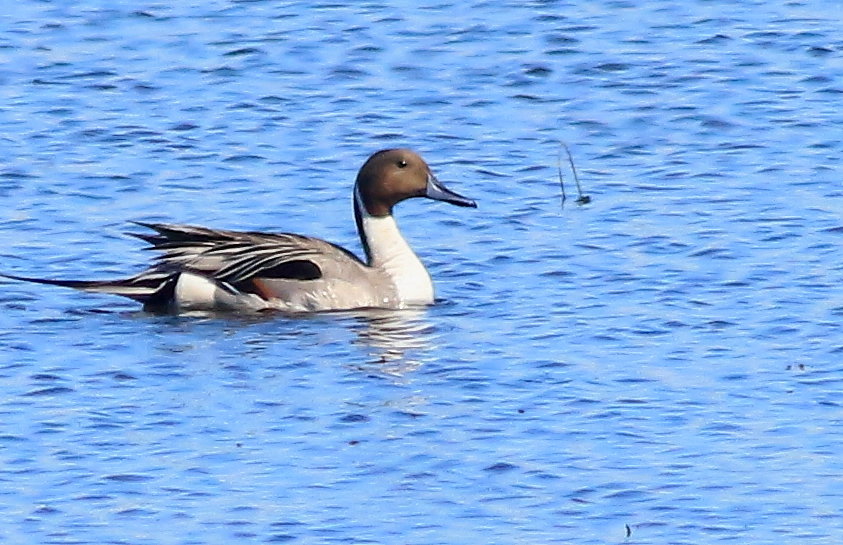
[{"x1": 558, "y1": 142, "x2": 591, "y2": 208}]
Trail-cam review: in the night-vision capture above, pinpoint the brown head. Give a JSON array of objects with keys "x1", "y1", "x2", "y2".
[{"x1": 354, "y1": 149, "x2": 476, "y2": 217}]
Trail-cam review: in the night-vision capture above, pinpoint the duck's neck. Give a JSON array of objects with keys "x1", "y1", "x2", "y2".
[{"x1": 354, "y1": 187, "x2": 434, "y2": 305}]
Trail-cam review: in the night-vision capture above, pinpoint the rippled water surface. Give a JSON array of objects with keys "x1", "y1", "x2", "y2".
[{"x1": 2, "y1": 1, "x2": 843, "y2": 544}]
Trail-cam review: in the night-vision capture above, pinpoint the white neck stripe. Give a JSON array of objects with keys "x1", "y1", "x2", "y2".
[{"x1": 354, "y1": 189, "x2": 434, "y2": 305}]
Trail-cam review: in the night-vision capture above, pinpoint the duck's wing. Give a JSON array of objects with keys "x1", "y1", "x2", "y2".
[{"x1": 130, "y1": 221, "x2": 365, "y2": 286}]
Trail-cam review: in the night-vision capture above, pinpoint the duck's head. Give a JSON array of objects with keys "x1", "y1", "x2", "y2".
[{"x1": 355, "y1": 149, "x2": 476, "y2": 217}]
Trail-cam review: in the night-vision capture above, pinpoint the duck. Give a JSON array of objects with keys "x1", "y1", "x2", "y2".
[{"x1": 3, "y1": 149, "x2": 476, "y2": 312}]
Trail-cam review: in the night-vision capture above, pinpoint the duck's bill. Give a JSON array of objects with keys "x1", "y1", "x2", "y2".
[{"x1": 425, "y1": 173, "x2": 477, "y2": 208}]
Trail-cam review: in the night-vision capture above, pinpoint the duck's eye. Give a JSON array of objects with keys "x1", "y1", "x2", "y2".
[{"x1": 397, "y1": 160, "x2": 407, "y2": 168}]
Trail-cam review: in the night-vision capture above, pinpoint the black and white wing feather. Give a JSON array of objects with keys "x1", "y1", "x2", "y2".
[{"x1": 130, "y1": 222, "x2": 364, "y2": 285}]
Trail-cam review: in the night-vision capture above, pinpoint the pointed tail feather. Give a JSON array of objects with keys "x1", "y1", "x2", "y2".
[{"x1": 0, "y1": 272, "x2": 163, "y2": 303}]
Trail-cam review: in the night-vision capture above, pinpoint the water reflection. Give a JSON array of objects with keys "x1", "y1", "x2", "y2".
[
  {"x1": 125, "y1": 307, "x2": 438, "y2": 378},
  {"x1": 347, "y1": 308, "x2": 437, "y2": 375}
]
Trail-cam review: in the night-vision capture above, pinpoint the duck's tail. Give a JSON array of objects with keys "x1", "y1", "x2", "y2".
[
  {"x1": 0, "y1": 271, "x2": 268, "y2": 313},
  {"x1": 0, "y1": 272, "x2": 172, "y2": 304}
]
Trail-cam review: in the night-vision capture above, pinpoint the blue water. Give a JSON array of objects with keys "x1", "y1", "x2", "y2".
[{"x1": 2, "y1": 1, "x2": 843, "y2": 543}]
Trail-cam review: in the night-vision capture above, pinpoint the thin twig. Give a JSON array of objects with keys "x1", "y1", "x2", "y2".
[
  {"x1": 558, "y1": 142, "x2": 591, "y2": 209},
  {"x1": 562, "y1": 143, "x2": 591, "y2": 205}
]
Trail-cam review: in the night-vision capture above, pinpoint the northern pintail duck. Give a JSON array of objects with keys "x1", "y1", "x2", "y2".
[{"x1": 4, "y1": 149, "x2": 476, "y2": 312}]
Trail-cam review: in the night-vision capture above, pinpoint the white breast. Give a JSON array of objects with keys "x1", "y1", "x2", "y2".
[{"x1": 360, "y1": 213, "x2": 434, "y2": 305}]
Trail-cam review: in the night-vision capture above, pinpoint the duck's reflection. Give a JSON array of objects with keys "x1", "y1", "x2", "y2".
[
  {"x1": 141, "y1": 306, "x2": 439, "y2": 377},
  {"x1": 347, "y1": 308, "x2": 436, "y2": 375}
]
